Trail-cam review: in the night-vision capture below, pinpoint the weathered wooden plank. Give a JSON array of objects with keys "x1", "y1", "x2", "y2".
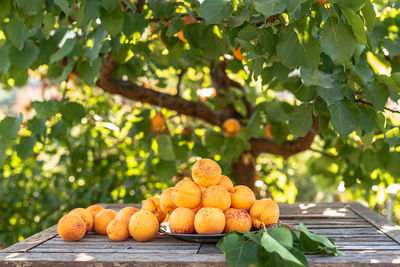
[
  {"x1": 2, "y1": 251, "x2": 400, "y2": 267},
  {"x1": 0, "y1": 226, "x2": 57, "y2": 253},
  {"x1": 348, "y1": 202, "x2": 400, "y2": 245},
  {"x1": 29, "y1": 247, "x2": 199, "y2": 253}
]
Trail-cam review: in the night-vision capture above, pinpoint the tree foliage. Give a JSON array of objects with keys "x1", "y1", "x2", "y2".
[{"x1": 0, "y1": 0, "x2": 400, "y2": 247}]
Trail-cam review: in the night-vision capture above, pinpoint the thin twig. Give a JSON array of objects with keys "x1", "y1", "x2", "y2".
[
  {"x1": 354, "y1": 99, "x2": 400, "y2": 114},
  {"x1": 309, "y1": 148, "x2": 341, "y2": 160}
]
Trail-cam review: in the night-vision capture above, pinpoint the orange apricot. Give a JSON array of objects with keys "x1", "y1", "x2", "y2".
[
  {"x1": 169, "y1": 207, "x2": 195, "y2": 234},
  {"x1": 250, "y1": 199, "x2": 280, "y2": 229},
  {"x1": 194, "y1": 207, "x2": 226, "y2": 234},
  {"x1": 173, "y1": 178, "x2": 202, "y2": 209},
  {"x1": 224, "y1": 208, "x2": 252, "y2": 233},
  {"x1": 222, "y1": 118, "x2": 241, "y2": 136},
  {"x1": 94, "y1": 209, "x2": 117, "y2": 235},
  {"x1": 86, "y1": 205, "x2": 104, "y2": 219},
  {"x1": 151, "y1": 112, "x2": 165, "y2": 132},
  {"x1": 230, "y1": 185, "x2": 256, "y2": 211},
  {"x1": 192, "y1": 158, "x2": 222, "y2": 187},
  {"x1": 232, "y1": 45, "x2": 246, "y2": 61},
  {"x1": 116, "y1": 207, "x2": 140, "y2": 222},
  {"x1": 129, "y1": 210, "x2": 159, "y2": 242},
  {"x1": 57, "y1": 214, "x2": 86, "y2": 242},
  {"x1": 106, "y1": 218, "x2": 129, "y2": 242},
  {"x1": 160, "y1": 187, "x2": 178, "y2": 215},
  {"x1": 69, "y1": 208, "x2": 93, "y2": 232},
  {"x1": 142, "y1": 197, "x2": 167, "y2": 223},
  {"x1": 177, "y1": 16, "x2": 197, "y2": 43},
  {"x1": 217, "y1": 175, "x2": 234, "y2": 192},
  {"x1": 265, "y1": 124, "x2": 273, "y2": 139},
  {"x1": 202, "y1": 185, "x2": 231, "y2": 212}
]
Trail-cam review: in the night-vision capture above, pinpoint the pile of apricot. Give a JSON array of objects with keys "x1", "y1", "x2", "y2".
[{"x1": 57, "y1": 158, "x2": 279, "y2": 242}]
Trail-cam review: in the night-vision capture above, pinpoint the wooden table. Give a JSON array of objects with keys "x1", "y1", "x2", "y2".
[{"x1": 1, "y1": 202, "x2": 400, "y2": 266}]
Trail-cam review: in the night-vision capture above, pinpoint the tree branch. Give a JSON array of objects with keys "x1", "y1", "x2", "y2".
[
  {"x1": 176, "y1": 69, "x2": 185, "y2": 97},
  {"x1": 96, "y1": 56, "x2": 222, "y2": 126},
  {"x1": 354, "y1": 99, "x2": 400, "y2": 114},
  {"x1": 249, "y1": 116, "x2": 319, "y2": 158}
]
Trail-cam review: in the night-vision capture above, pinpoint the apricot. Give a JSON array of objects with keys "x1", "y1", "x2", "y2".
[
  {"x1": 86, "y1": 205, "x2": 104, "y2": 219},
  {"x1": 230, "y1": 185, "x2": 256, "y2": 211},
  {"x1": 173, "y1": 178, "x2": 202, "y2": 209},
  {"x1": 217, "y1": 175, "x2": 234, "y2": 192},
  {"x1": 192, "y1": 158, "x2": 222, "y2": 187},
  {"x1": 142, "y1": 197, "x2": 167, "y2": 223},
  {"x1": 194, "y1": 207, "x2": 225, "y2": 235},
  {"x1": 250, "y1": 199, "x2": 280, "y2": 229},
  {"x1": 129, "y1": 210, "x2": 159, "y2": 242},
  {"x1": 116, "y1": 207, "x2": 140, "y2": 222},
  {"x1": 106, "y1": 218, "x2": 129, "y2": 242},
  {"x1": 94, "y1": 209, "x2": 117, "y2": 235},
  {"x1": 265, "y1": 124, "x2": 273, "y2": 139},
  {"x1": 160, "y1": 187, "x2": 178, "y2": 214},
  {"x1": 224, "y1": 208, "x2": 252, "y2": 233},
  {"x1": 169, "y1": 207, "x2": 195, "y2": 234},
  {"x1": 202, "y1": 185, "x2": 231, "y2": 212},
  {"x1": 57, "y1": 214, "x2": 86, "y2": 242},
  {"x1": 233, "y1": 45, "x2": 246, "y2": 61},
  {"x1": 222, "y1": 118, "x2": 241, "y2": 136},
  {"x1": 151, "y1": 112, "x2": 165, "y2": 132},
  {"x1": 69, "y1": 208, "x2": 93, "y2": 232}
]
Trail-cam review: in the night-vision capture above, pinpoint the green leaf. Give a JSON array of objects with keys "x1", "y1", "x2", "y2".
[
  {"x1": 100, "y1": 6, "x2": 124, "y2": 37},
  {"x1": 361, "y1": 1, "x2": 376, "y2": 32},
  {"x1": 261, "y1": 231, "x2": 303, "y2": 266},
  {"x1": 362, "y1": 149, "x2": 380, "y2": 173},
  {"x1": 76, "y1": 58, "x2": 102, "y2": 84},
  {"x1": 289, "y1": 104, "x2": 313, "y2": 138},
  {"x1": 359, "y1": 105, "x2": 383, "y2": 133},
  {"x1": 84, "y1": 27, "x2": 107, "y2": 62},
  {"x1": 229, "y1": 7, "x2": 251, "y2": 28},
  {"x1": 0, "y1": 114, "x2": 23, "y2": 140},
  {"x1": 166, "y1": 17, "x2": 184, "y2": 37},
  {"x1": 329, "y1": 99, "x2": 359, "y2": 137},
  {"x1": 343, "y1": 8, "x2": 367, "y2": 44},
  {"x1": 156, "y1": 134, "x2": 176, "y2": 161},
  {"x1": 316, "y1": 86, "x2": 345, "y2": 106},
  {"x1": 247, "y1": 109, "x2": 263, "y2": 137},
  {"x1": 28, "y1": 118, "x2": 46, "y2": 140},
  {"x1": 0, "y1": 138, "x2": 6, "y2": 167},
  {"x1": 5, "y1": 18, "x2": 29, "y2": 50},
  {"x1": 333, "y1": 0, "x2": 367, "y2": 11},
  {"x1": 50, "y1": 39, "x2": 76, "y2": 64},
  {"x1": 298, "y1": 223, "x2": 342, "y2": 255},
  {"x1": 0, "y1": 45, "x2": 11, "y2": 73},
  {"x1": 154, "y1": 160, "x2": 177, "y2": 181},
  {"x1": 16, "y1": 0, "x2": 46, "y2": 16},
  {"x1": 268, "y1": 227, "x2": 293, "y2": 250},
  {"x1": 0, "y1": 0, "x2": 11, "y2": 20},
  {"x1": 33, "y1": 100, "x2": 61, "y2": 119},
  {"x1": 60, "y1": 102, "x2": 86, "y2": 124},
  {"x1": 200, "y1": 0, "x2": 233, "y2": 25},
  {"x1": 42, "y1": 12, "x2": 56, "y2": 39},
  {"x1": 101, "y1": 0, "x2": 118, "y2": 11},
  {"x1": 321, "y1": 21, "x2": 357, "y2": 64},
  {"x1": 217, "y1": 232, "x2": 258, "y2": 267},
  {"x1": 10, "y1": 40, "x2": 39, "y2": 70},
  {"x1": 385, "y1": 128, "x2": 400, "y2": 147},
  {"x1": 16, "y1": 136, "x2": 36, "y2": 160},
  {"x1": 301, "y1": 68, "x2": 334, "y2": 88},
  {"x1": 254, "y1": 0, "x2": 287, "y2": 19},
  {"x1": 287, "y1": 0, "x2": 307, "y2": 18},
  {"x1": 264, "y1": 102, "x2": 290, "y2": 123},
  {"x1": 377, "y1": 75, "x2": 400, "y2": 92},
  {"x1": 148, "y1": 0, "x2": 175, "y2": 18},
  {"x1": 363, "y1": 83, "x2": 389, "y2": 111},
  {"x1": 54, "y1": 0, "x2": 71, "y2": 15},
  {"x1": 276, "y1": 26, "x2": 320, "y2": 71},
  {"x1": 59, "y1": 60, "x2": 76, "y2": 82}
]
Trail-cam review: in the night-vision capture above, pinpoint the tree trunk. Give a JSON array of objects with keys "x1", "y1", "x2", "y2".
[{"x1": 233, "y1": 153, "x2": 257, "y2": 191}]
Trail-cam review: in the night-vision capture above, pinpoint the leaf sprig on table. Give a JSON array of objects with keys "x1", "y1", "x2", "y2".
[{"x1": 217, "y1": 222, "x2": 343, "y2": 267}]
